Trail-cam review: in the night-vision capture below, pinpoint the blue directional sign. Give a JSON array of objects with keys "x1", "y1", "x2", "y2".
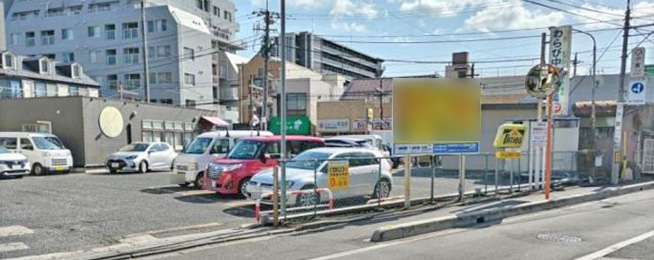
[
  {"x1": 632, "y1": 82, "x2": 644, "y2": 94},
  {"x1": 627, "y1": 80, "x2": 647, "y2": 105}
]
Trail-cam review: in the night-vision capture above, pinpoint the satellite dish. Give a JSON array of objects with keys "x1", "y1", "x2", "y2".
[{"x1": 525, "y1": 64, "x2": 560, "y2": 98}]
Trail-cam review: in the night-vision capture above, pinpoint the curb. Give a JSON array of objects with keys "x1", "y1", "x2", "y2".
[{"x1": 370, "y1": 181, "x2": 654, "y2": 242}]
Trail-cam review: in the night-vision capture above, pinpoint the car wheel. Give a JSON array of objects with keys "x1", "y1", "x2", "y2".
[
  {"x1": 31, "y1": 163, "x2": 44, "y2": 176},
  {"x1": 372, "y1": 179, "x2": 392, "y2": 199},
  {"x1": 14, "y1": 175, "x2": 23, "y2": 179},
  {"x1": 295, "y1": 185, "x2": 320, "y2": 208},
  {"x1": 238, "y1": 178, "x2": 251, "y2": 198},
  {"x1": 138, "y1": 161, "x2": 148, "y2": 174},
  {"x1": 178, "y1": 183, "x2": 190, "y2": 188},
  {"x1": 109, "y1": 169, "x2": 117, "y2": 175},
  {"x1": 194, "y1": 172, "x2": 206, "y2": 189}
]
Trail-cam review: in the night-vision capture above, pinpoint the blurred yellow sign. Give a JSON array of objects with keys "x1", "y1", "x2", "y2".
[
  {"x1": 493, "y1": 124, "x2": 526, "y2": 148},
  {"x1": 496, "y1": 150, "x2": 523, "y2": 159},
  {"x1": 328, "y1": 160, "x2": 349, "y2": 190},
  {"x1": 393, "y1": 78, "x2": 481, "y2": 154}
]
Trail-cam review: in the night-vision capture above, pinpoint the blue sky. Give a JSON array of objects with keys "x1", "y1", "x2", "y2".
[{"x1": 234, "y1": 0, "x2": 654, "y2": 78}]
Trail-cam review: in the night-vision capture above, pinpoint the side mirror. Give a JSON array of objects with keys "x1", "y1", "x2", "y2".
[{"x1": 148, "y1": 150, "x2": 154, "y2": 155}]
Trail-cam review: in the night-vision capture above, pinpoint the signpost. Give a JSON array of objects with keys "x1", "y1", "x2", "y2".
[
  {"x1": 327, "y1": 160, "x2": 349, "y2": 190},
  {"x1": 627, "y1": 80, "x2": 647, "y2": 105},
  {"x1": 631, "y1": 47, "x2": 646, "y2": 78},
  {"x1": 549, "y1": 26, "x2": 572, "y2": 116},
  {"x1": 493, "y1": 123, "x2": 526, "y2": 194}
]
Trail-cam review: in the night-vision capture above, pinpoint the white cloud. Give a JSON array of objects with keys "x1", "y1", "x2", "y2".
[
  {"x1": 331, "y1": 21, "x2": 367, "y2": 32},
  {"x1": 463, "y1": 0, "x2": 565, "y2": 32},
  {"x1": 573, "y1": 1, "x2": 654, "y2": 30},
  {"x1": 398, "y1": 0, "x2": 487, "y2": 17},
  {"x1": 249, "y1": 0, "x2": 326, "y2": 9},
  {"x1": 331, "y1": 0, "x2": 379, "y2": 18}
]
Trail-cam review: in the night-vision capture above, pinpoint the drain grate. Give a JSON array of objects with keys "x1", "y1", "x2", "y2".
[{"x1": 537, "y1": 233, "x2": 583, "y2": 243}]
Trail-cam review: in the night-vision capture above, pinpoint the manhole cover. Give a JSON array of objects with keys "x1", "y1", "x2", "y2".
[{"x1": 537, "y1": 234, "x2": 582, "y2": 243}]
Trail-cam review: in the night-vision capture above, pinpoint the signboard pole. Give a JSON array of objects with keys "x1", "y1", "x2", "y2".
[
  {"x1": 272, "y1": 166, "x2": 279, "y2": 227},
  {"x1": 545, "y1": 94, "x2": 554, "y2": 200},
  {"x1": 404, "y1": 155, "x2": 411, "y2": 209},
  {"x1": 458, "y1": 155, "x2": 465, "y2": 201}
]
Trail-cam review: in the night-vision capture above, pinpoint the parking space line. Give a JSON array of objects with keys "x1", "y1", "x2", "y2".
[
  {"x1": 574, "y1": 229, "x2": 654, "y2": 260},
  {"x1": 0, "y1": 226, "x2": 34, "y2": 237},
  {"x1": 0, "y1": 242, "x2": 29, "y2": 253}
]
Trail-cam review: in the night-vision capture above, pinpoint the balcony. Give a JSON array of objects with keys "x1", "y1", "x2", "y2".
[{"x1": 220, "y1": 87, "x2": 239, "y2": 101}]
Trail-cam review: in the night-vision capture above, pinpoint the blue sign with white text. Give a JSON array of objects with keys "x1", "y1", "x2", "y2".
[{"x1": 433, "y1": 143, "x2": 480, "y2": 154}]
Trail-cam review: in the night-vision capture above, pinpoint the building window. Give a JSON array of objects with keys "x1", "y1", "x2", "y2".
[
  {"x1": 0, "y1": 80, "x2": 21, "y2": 99},
  {"x1": 41, "y1": 30, "x2": 55, "y2": 45},
  {"x1": 213, "y1": 6, "x2": 220, "y2": 16},
  {"x1": 148, "y1": 72, "x2": 157, "y2": 84},
  {"x1": 185, "y1": 99, "x2": 196, "y2": 108},
  {"x1": 3, "y1": 53, "x2": 16, "y2": 69},
  {"x1": 224, "y1": 11, "x2": 232, "y2": 22},
  {"x1": 63, "y1": 52, "x2": 75, "y2": 63},
  {"x1": 9, "y1": 33, "x2": 20, "y2": 46},
  {"x1": 286, "y1": 93, "x2": 307, "y2": 113},
  {"x1": 105, "y1": 24, "x2": 116, "y2": 40},
  {"x1": 148, "y1": 46, "x2": 156, "y2": 59},
  {"x1": 158, "y1": 72, "x2": 172, "y2": 83},
  {"x1": 46, "y1": 8, "x2": 65, "y2": 17},
  {"x1": 123, "y1": 48, "x2": 139, "y2": 64},
  {"x1": 72, "y1": 65, "x2": 82, "y2": 78},
  {"x1": 184, "y1": 47, "x2": 195, "y2": 60},
  {"x1": 89, "y1": 3, "x2": 112, "y2": 13},
  {"x1": 123, "y1": 73, "x2": 141, "y2": 90},
  {"x1": 68, "y1": 6, "x2": 83, "y2": 15},
  {"x1": 122, "y1": 22, "x2": 139, "y2": 39},
  {"x1": 40, "y1": 59, "x2": 50, "y2": 74},
  {"x1": 26, "y1": 32, "x2": 35, "y2": 47},
  {"x1": 35, "y1": 82, "x2": 47, "y2": 97},
  {"x1": 12, "y1": 10, "x2": 40, "y2": 21},
  {"x1": 107, "y1": 74, "x2": 118, "y2": 89},
  {"x1": 196, "y1": 0, "x2": 203, "y2": 9},
  {"x1": 157, "y1": 45, "x2": 171, "y2": 57},
  {"x1": 89, "y1": 50, "x2": 101, "y2": 64},
  {"x1": 147, "y1": 19, "x2": 167, "y2": 33},
  {"x1": 87, "y1": 26, "x2": 100, "y2": 38},
  {"x1": 106, "y1": 49, "x2": 117, "y2": 65},
  {"x1": 184, "y1": 73, "x2": 195, "y2": 86},
  {"x1": 62, "y1": 28, "x2": 74, "y2": 40},
  {"x1": 69, "y1": 86, "x2": 79, "y2": 96}
]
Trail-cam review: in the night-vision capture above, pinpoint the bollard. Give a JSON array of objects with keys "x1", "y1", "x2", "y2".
[
  {"x1": 404, "y1": 155, "x2": 411, "y2": 209},
  {"x1": 378, "y1": 158, "x2": 383, "y2": 209},
  {"x1": 272, "y1": 166, "x2": 279, "y2": 227}
]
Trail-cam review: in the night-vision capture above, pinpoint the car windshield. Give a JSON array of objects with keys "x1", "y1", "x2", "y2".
[
  {"x1": 119, "y1": 143, "x2": 149, "y2": 152},
  {"x1": 227, "y1": 140, "x2": 265, "y2": 160},
  {"x1": 286, "y1": 151, "x2": 332, "y2": 170},
  {"x1": 32, "y1": 136, "x2": 65, "y2": 150},
  {"x1": 184, "y1": 137, "x2": 213, "y2": 154},
  {"x1": 0, "y1": 146, "x2": 9, "y2": 154}
]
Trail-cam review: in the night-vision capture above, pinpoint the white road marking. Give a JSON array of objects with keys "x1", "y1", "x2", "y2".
[
  {"x1": 0, "y1": 242, "x2": 29, "y2": 253},
  {"x1": 574, "y1": 229, "x2": 654, "y2": 260},
  {"x1": 0, "y1": 226, "x2": 34, "y2": 238}
]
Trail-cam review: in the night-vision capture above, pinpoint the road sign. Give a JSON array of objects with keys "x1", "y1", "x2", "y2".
[
  {"x1": 327, "y1": 160, "x2": 349, "y2": 190},
  {"x1": 549, "y1": 25, "x2": 572, "y2": 116},
  {"x1": 270, "y1": 115, "x2": 311, "y2": 135},
  {"x1": 496, "y1": 150, "x2": 522, "y2": 159},
  {"x1": 525, "y1": 64, "x2": 559, "y2": 98},
  {"x1": 631, "y1": 47, "x2": 646, "y2": 78},
  {"x1": 493, "y1": 123, "x2": 526, "y2": 148},
  {"x1": 530, "y1": 122, "x2": 547, "y2": 147},
  {"x1": 627, "y1": 79, "x2": 647, "y2": 105},
  {"x1": 393, "y1": 78, "x2": 481, "y2": 155}
]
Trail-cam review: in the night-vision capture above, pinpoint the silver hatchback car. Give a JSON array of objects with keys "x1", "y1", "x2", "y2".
[{"x1": 106, "y1": 142, "x2": 177, "y2": 174}]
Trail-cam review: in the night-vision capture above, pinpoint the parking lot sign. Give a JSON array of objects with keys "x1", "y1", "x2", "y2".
[
  {"x1": 327, "y1": 160, "x2": 350, "y2": 190},
  {"x1": 393, "y1": 78, "x2": 481, "y2": 155}
]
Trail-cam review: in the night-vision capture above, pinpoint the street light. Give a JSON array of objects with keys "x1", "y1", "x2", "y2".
[{"x1": 573, "y1": 28, "x2": 598, "y2": 182}]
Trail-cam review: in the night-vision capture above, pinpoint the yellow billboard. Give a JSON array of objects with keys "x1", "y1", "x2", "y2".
[{"x1": 393, "y1": 78, "x2": 481, "y2": 155}]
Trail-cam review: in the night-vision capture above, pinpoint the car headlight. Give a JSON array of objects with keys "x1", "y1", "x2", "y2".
[
  {"x1": 125, "y1": 155, "x2": 138, "y2": 160},
  {"x1": 224, "y1": 164, "x2": 242, "y2": 172},
  {"x1": 188, "y1": 163, "x2": 198, "y2": 171},
  {"x1": 42, "y1": 151, "x2": 50, "y2": 157}
]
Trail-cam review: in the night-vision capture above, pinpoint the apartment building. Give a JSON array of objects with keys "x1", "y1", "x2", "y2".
[
  {"x1": 273, "y1": 32, "x2": 384, "y2": 79},
  {"x1": 4, "y1": 0, "x2": 241, "y2": 114}
]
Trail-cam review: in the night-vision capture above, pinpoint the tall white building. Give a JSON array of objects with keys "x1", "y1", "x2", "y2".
[{"x1": 4, "y1": 0, "x2": 241, "y2": 114}]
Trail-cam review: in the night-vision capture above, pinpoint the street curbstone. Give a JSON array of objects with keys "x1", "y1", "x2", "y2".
[{"x1": 370, "y1": 181, "x2": 654, "y2": 242}]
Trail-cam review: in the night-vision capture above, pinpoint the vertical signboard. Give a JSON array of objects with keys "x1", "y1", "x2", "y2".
[
  {"x1": 530, "y1": 121, "x2": 548, "y2": 147},
  {"x1": 393, "y1": 78, "x2": 481, "y2": 155},
  {"x1": 549, "y1": 25, "x2": 572, "y2": 116},
  {"x1": 627, "y1": 79, "x2": 647, "y2": 105},
  {"x1": 631, "y1": 47, "x2": 646, "y2": 78}
]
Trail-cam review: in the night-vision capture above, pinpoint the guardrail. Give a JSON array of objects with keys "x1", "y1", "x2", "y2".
[{"x1": 255, "y1": 188, "x2": 334, "y2": 223}]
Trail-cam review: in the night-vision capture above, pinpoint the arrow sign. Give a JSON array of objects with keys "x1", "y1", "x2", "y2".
[{"x1": 627, "y1": 80, "x2": 647, "y2": 105}]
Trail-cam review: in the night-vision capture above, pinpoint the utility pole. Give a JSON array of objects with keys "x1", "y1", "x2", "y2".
[
  {"x1": 613, "y1": 0, "x2": 631, "y2": 184},
  {"x1": 280, "y1": 0, "x2": 288, "y2": 219},
  {"x1": 253, "y1": 1, "x2": 279, "y2": 130},
  {"x1": 572, "y1": 53, "x2": 578, "y2": 77},
  {"x1": 141, "y1": 0, "x2": 150, "y2": 103},
  {"x1": 379, "y1": 78, "x2": 384, "y2": 121}
]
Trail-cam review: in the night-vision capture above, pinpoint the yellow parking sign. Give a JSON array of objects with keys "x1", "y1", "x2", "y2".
[{"x1": 328, "y1": 160, "x2": 349, "y2": 190}]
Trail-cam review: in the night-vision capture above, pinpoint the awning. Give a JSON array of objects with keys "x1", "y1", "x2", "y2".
[{"x1": 200, "y1": 116, "x2": 230, "y2": 127}]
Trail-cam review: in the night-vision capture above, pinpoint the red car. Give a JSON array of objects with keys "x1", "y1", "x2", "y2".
[{"x1": 205, "y1": 136, "x2": 325, "y2": 197}]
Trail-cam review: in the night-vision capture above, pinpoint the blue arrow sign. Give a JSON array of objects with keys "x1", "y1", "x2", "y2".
[{"x1": 632, "y1": 82, "x2": 644, "y2": 94}]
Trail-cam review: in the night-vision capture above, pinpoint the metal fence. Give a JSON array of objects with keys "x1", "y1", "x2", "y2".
[{"x1": 253, "y1": 150, "x2": 607, "y2": 225}]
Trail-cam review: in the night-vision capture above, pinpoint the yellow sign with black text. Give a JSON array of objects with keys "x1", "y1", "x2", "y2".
[
  {"x1": 496, "y1": 150, "x2": 523, "y2": 159},
  {"x1": 328, "y1": 160, "x2": 350, "y2": 190},
  {"x1": 493, "y1": 124, "x2": 526, "y2": 148}
]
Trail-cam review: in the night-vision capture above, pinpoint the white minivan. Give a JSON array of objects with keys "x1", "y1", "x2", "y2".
[
  {"x1": 171, "y1": 130, "x2": 273, "y2": 188},
  {"x1": 0, "y1": 132, "x2": 73, "y2": 175}
]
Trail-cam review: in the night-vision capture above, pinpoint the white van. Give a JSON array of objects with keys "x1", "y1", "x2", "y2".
[
  {"x1": 0, "y1": 132, "x2": 73, "y2": 175},
  {"x1": 171, "y1": 130, "x2": 273, "y2": 187}
]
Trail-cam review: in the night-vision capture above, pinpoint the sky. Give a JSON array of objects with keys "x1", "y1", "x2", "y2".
[{"x1": 234, "y1": 0, "x2": 654, "y2": 78}]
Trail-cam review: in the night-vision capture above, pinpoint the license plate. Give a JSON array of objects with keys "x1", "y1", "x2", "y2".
[
  {"x1": 11, "y1": 165, "x2": 21, "y2": 170},
  {"x1": 111, "y1": 163, "x2": 120, "y2": 168},
  {"x1": 54, "y1": 166, "x2": 65, "y2": 171},
  {"x1": 250, "y1": 187, "x2": 262, "y2": 200}
]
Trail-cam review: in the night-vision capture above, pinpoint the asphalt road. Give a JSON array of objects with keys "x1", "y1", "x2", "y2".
[
  {"x1": 0, "y1": 168, "x2": 481, "y2": 259},
  {"x1": 147, "y1": 188, "x2": 654, "y2": 260}
]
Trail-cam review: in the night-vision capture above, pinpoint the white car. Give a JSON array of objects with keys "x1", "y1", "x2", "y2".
[
  {"x1": 106, "y1": 142, "x2": 177, "y2": 174},
  {"x1": 0, "y1": 132, "x2": 73, "y2": 175},
  {"x1": 247, "y1": 148, "x2": 393, "y2": 207},
  {"x1": 0, "y1": 146, "x2": 30, "y2": 178}
]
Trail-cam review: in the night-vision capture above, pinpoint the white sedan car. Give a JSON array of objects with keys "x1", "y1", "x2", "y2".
[
  {"x1": 0, "y1": 146, "x2": 30, "y2": 178},
  {"x1": 247, "y1": 148, "x2": 393, "y2": 207},
  {"x1": 106, "y1": 142, "x2": 177, "y2": 174}
]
